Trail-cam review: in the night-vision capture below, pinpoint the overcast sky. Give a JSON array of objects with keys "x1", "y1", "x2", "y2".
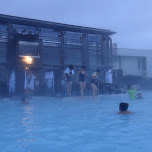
[{"x1": 0, "y1": 0, "x2": 152, "y2": 50}]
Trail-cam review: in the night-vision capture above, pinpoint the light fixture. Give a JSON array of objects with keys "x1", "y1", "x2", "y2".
[{"x1": 23, "y1": 56, "x2": 33, "y2": 64}]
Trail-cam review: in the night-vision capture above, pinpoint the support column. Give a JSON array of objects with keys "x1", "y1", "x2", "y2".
[{"x1": 82, "y1": 33, "x2": 89, "y2": 67}]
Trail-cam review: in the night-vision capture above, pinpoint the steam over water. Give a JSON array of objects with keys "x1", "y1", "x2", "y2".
[{"x1": 0, "y1": 92, "x2": 152, "y2": 152}]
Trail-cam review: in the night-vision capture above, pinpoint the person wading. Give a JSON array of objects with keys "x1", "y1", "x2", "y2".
[
  {"x1": 64, "y1": 65, "x2": 74, "y2": 97},
  {"x1": 76, "y1": 66, "x2": 87, "y2": 96}
]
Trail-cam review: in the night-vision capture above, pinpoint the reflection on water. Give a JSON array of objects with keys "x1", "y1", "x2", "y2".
[
  {"x1": 17, "y1": 104, "x2": 40, "y2": 151},
  {"x1": 0, "y1": 93, "x2": 152, "y2": 152}
]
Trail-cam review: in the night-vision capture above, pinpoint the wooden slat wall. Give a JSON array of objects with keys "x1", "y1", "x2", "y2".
[
  {"x1": 42, "y1": 46, "x2": 60, "y2": 65},
  {"x1": 0, "y1": 24, "x2": 8, "y2": 63},
  {"x1": 0, "y1": 42, "x2": 7, "y2": 63}
]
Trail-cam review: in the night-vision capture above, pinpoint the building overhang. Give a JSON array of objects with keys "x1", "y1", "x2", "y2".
[{"x1": 0, "y1": 14, "x2": 116, "y2": 36}]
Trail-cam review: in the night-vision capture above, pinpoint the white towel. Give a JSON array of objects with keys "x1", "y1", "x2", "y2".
[
  {"x1": 64, "y1": 68, "x2": 74, "y2": 75},
  {"x1": 45, "y1": 71, "x2": 54, "y2": 90},
  {"x1": 105, "y1": 69, "x2": 113, "y2": 84},
  {"x1": 29, "y1": 74, "x2": 35, "y2": 90},
  {"x1": 24, "y1": 72, "x2": 35, "y2": 90},
  {"x1": 24, "y1": 71, "x2": 28, "y2": 89},
  {"x1": 9, "y1": 71, "x2": 15, "y2": 93}
]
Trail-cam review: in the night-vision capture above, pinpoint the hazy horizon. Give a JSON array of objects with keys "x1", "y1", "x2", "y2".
[{"x1": 0, "y1": 0, "x2": 152, "y2": 50}]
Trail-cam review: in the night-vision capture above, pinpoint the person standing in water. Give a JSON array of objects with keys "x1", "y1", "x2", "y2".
[
  {"x1": 90, "y1": 69, "x2": 100, "y2": 96},
  {"x1": 128, "y1": 84, "x2": 143, "y2": 99},
  {"x1": 76, "y1": 66, "x2": 87, "y2": 96},
  {"x1": 64, "y1": 65, "x2": 74, "y2": 97},
  {"x1": 128, "y1": 84, "x2": 136, "y2": 99}
]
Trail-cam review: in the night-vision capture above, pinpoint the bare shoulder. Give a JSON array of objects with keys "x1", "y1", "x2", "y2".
[{"x1": 118, "y1": 111, "x2": 132, "y2": 115}]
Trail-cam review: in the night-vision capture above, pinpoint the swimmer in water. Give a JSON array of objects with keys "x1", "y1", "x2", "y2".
[
  {"x1": 128, "y1": 84, "x2": 143, "y2": 100},
  {"x1": 21, "y1": 96, "x2": 29, "y2": 104},
  {"x1": 135, "y1": 93, "x2": 143, "y2": 99},
  {"x1": 118, "y1": 102, "x2": 131, "y2": 114}
]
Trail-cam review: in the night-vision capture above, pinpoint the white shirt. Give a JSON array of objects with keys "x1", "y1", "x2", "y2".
[{"x1": 64, "y1": 68, "x2": 74, "y2": 75}]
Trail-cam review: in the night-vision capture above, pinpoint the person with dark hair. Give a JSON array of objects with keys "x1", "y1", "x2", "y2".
[
  {"x1": 135, "y1": 93, "x2": 143, "y2": 99},
  {"x1": 68, "y1": 65, "x2": 74, "y2": 70},
  {"x1": 64, "y1": 65, "x2": 74, "y2": 96},
  {"x1": 90, "y1": 69, "x2": 100, "y2": 96},
  {"x1": 118, "y1": 102, "x2": 131, "y2": 114},
  {"x1": 76, "y1": 66, "x2": 87, "y2": 96}
]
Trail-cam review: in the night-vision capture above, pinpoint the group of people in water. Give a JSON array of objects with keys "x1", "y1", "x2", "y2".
[
  {"x1": 20, "y1": 65, "x2": 144, "y2": 115},
  {"x1": 64, "y1": 65, "x2": 144, "y2": 115},
  {"x1": 119, "y1": 84, "x2": 143, "y2": 114},
  {"x1": 64, "y1": 65, "x2": 113, "y2": 97},
  {"x1": 127, "y1": 84, "x2": 143, "y2": 99}
]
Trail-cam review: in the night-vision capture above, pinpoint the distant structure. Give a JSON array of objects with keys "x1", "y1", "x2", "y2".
[
  {"x1": 0, "y1": 14, "x2": 117, "y2": 95},
  {"x1": 113, "y1": 48, "x2": 151, "y2": 77}
]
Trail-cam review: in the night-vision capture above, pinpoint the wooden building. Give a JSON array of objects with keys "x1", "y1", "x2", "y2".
[{"x1": 0, "y1": 14, "x2": 116, "y2": 96}]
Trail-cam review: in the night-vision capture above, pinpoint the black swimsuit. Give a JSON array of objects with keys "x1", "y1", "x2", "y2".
[
  {"x1": 78, "y1": 72, "x2": 85, "y2": 82},
  {"x1": 66, "y1": 71, "x2": 72, "y2": 81},
  {"x1": 90, "y1": 79, "x2": 97, "y2": 84},
  {"x1": 90, "y1": 75, "x2": 98, "y2": 86}
]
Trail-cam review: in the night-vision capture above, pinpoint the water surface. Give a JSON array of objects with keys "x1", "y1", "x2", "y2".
[{"x1": 0, "y1": 92, "x2": 152, "y2": 152}]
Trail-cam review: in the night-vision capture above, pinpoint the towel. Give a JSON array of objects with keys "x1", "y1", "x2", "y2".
[
  {"x1": 105, "y1": 69, "x2": 113, "y2": 84},
  {"x1": 9, "y1": 71, "x2": 15, "y2": 93}
]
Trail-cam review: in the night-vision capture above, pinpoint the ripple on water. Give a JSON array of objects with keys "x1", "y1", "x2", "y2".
[{"x1": 0, "y1": 94, "x2": 152, "y2": 152}]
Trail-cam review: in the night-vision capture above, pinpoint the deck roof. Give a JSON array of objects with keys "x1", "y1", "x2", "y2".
[{"x1": 0, "y1": 14, "x2": 116, "y2": 36}]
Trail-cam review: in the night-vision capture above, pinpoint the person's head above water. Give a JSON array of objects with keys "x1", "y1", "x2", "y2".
[
  {"x1": 136, "y1": 93, "x2": 143, "y2": 99},
  {"x1": 119, "y1": 102, "x2": 129, "y2": 112}
]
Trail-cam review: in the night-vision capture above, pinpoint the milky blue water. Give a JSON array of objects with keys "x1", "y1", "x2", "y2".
[{"x1": 0, "y1": 92, "x2": 152, "y2": 152}]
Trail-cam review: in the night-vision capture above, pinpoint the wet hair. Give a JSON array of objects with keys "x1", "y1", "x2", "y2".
[
  {"x1": 96, "y1": 69, "x2": 100, "y2": 73},
  {"x1": 69, "y1": 65, "x2": 74, "y2": 70},
  {"x1": 81, "y1": 66, "x2": 86, "y2": 69},
  {"x1": 119, "y1": 103, "x2": 129, "y2": 111}
]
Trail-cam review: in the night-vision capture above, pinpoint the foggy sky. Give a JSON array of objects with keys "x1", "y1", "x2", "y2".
[{"x1": 0, "y1": 0, "x2": 152, "y2": 50}]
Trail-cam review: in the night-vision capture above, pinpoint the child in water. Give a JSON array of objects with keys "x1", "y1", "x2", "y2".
[
  {"x1": 118, "y1": 102, "x2": 131, "y2": 114},
  {"x1": 128, "y1": 84, "x2": 136, "y2": 99},
  {"x1": 135, "y1": 93, "x2": 143, "y2": 99},
  {"x1": 128, "y1": 84, "x2": 143, "y2": 99}
]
